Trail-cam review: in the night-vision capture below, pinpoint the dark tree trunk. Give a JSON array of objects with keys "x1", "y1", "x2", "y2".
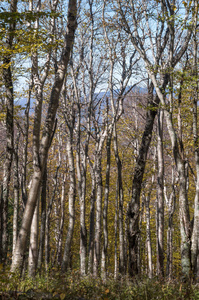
[
  {"x1": 38, "y1": 166, "x2": 47, "y2": 272},
  {"x1": 128, "y1": 86, "x2": 158, "y2": 277},
  {"x1": 1, "y1": 0, "x2": 17, "y2": 265}
]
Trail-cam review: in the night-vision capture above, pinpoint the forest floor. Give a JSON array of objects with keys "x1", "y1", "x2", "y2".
[{"x1": 0, "y1": 270, "x2": 199, "y2": 299}]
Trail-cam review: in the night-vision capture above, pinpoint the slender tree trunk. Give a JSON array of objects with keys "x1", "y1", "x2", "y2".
[
  {"x1": 160, "y1": 79, "x2": 191, "y2": 279},
  {"x1": 191, "y1": 20, "x2": 199, "y2": 280},
  {"x1": 79, "y1": 175, "x2": 87, "y2": 276},
  {"x1": 21, "y1": 86, "x2": 32, "y2": 208},
  {"x1": 165, "y1": 165, "x2": 176, "y2": 280},
  {"x1": 113, "y1": 124, "x2": 125, "y2": 275},
  {"x1": 13, "y1": 132, "x2": 20, "y2": 257},
  {"x1": 178, "y1": 160, "x2": 191, "y2": 278},
  {"x1": 156, "y1": 109, "x2": 164, "y2": 278},
  {"x1": 28, "y1": 197, "x2": 39, "y2": 277},
  {"x1": 138, "y1": 194, "x2": 145, "y2": 276},
  {"x1": 145, "y1": 194, "x2": 153, "y2": 279},
  {"x1": 76, "y1": 111, "x2": 87, "y2": 276},
  {"x1": 114, "y1": 181, "x2": 118, "y2": 280},
  {"x1": 162, "y1": 98, "x2": 191, "y2": 279},
  {"x1": 93, "y1": 154, "x2": 103, "y2": 277},
  {"x1": 11, "y1": 0, "x2": 77, "y2": 273},
  {"x1": 45, "y1": 165, "x2": 59, "y2": 271},
  {"x1": 57, "y1": 173, "x2": 65, "y2": 266},
  {"x1": 88, "y1": 166, "x2": 96, "y2": 274},
  {"x1": 45, "y1": 197, "x2": 50, "y2": 272},
  {"x1": 145, "y1": 174, "x2": 154, "y2": 279},
  {"x1": 62, "y1": 132, "x2": 76, "y2": 272},
  {"x1": 37, "y1": 166, "x2": 47, "y2": 272},
  {"x1": 124, "y1": 204, "x2": 129, "y2": 275},
  {"x1": 101, "y1": 133, "x2": 112, "y2": 279}
]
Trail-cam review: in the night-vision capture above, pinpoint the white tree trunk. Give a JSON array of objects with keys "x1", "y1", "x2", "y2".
[
  {"x1": 28, "y1": 198, "x2": 39, "y2": 277},
  {"x1": 93, "y1": 154, "x2": 103, "y2": 277},
  {"x1": 12, "y1": 132, "x2": 20, "y2": 257},
  {"x1": 156, "y1": 109, "x2": 164, "y2": 277},
  {"x1": 62, "y1": 133, "x2": 76, "y2": 272},
  {"x1": 11, "y1": 0, "x2": 77, "y2": 273}
]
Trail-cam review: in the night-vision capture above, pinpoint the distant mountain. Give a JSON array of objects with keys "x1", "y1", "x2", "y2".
[
  {"x1": 14, "y1": 85, "x2": 148, "y2": 109},
  {"x1": 93, "y1": 85, "x2": 147, "y2": 101}
]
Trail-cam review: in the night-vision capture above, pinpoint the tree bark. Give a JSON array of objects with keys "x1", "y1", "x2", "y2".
[
  {"x1": 113, "y1": 124, "x2": 125, "y2": 275},
  {"x1": 56, "y1": 173, "x2": 65, "y2": 266},
  {"x1": 1, "y1": 0, "x2": 17, "y2": 265},
  {"x1": 101, "y1": 132, "x2": 112, "y2": 279},
  {"x1": 12, "y1": 131, "x2": 20, "y2": 257},
  {"x1": 88, "y1": 166, "x2": 96, "y2": 274},
  {"x1": 75, "y1": 104, "x2": 87, "y2": 276},
  {"x1": 191, "y1": 20, "x2": 199, "y2": 279},
  {"x1": 11, "y1": 0, "x2": 77, "y2": 273},
  {"x1": 128, "y1": 86, "x2": 158, "y2": 277},
  {"x1": 165, "y1": 165, "x2": 176, "y2": 280},
  {"x1": 37, "y1": 166, "x2": 47, "y2": 272},
  {"x1": 93, "y1": 153, "x2": 103, "y2": 277},
  {"x1": 28, "y1": 197, "x2": 39, "y2": 277},
  {"x1": 62, "y1": 130, "x2": 76, "y2": 272},
  {"x1": 145, "y1": 172, "x2": 155, "y2": 279},
  {"x1": 114, "y1": 181, "x2": 118, "y2": 280},
  {"x1": 156, "y1": 109, "x2": 164, "y2": 278}
]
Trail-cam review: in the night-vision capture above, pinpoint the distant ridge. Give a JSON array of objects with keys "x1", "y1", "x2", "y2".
[{"x1": 14, "y1": 85, "x2": 147, "y2": 109}]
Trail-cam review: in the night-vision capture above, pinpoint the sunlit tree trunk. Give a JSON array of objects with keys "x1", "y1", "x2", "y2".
[
  {"x1": 57, "y1": 173, "x2": 65, "y2": 266},
  {"x1": 154, "y1": 87, "x2": 191, "y2": 279},
  {"x1": 62, "y1": 130, "x2": 76, "y2": 272},
  {"x1": 45, "y1": 165, "x2": 59, "y2": 271},
  {"x1": 101, "y1": 132, "x2": 112, "y2": 279},
  {"x1": 145, "y1": 170, "x2": 155, "y2": 279},
  {"x1": 114, "y1": 181, "x2": 118, "y2": 280},
  {"x1": 75, "y1": 102, "x2": 87, "y2": 276},
  {"x1": 28, "y1": 197, "x2": 39, "y2": 277},
  {"x1": 21, "y1": 0, "x2": 33, "y2": 207},
  {"x1": 156, "y1": 109, "x2": 164, "y2": 278},
  {"x1": 88, "y1": 166, "x2": 96, "y2": 274},
  {"x1": 93, "y1": 153, "x2": 103, "y2": 277},
  {"x1": 165, "y1": 165, "x2": 176, "y2": 280},
  {"x1": 21, "y1": 88, "x2": 32, "y2": 208},
  {"x1": 12, "y1": 131, "x2": 20, "y2": 257},
  {"x1": 11, "y1": 0, "x2": 77, "y2": 273}
]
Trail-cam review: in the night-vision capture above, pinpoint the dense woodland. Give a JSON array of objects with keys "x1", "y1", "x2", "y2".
[{"x1": 1, "y1": 0, "x2": 199, "y2": 292}]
